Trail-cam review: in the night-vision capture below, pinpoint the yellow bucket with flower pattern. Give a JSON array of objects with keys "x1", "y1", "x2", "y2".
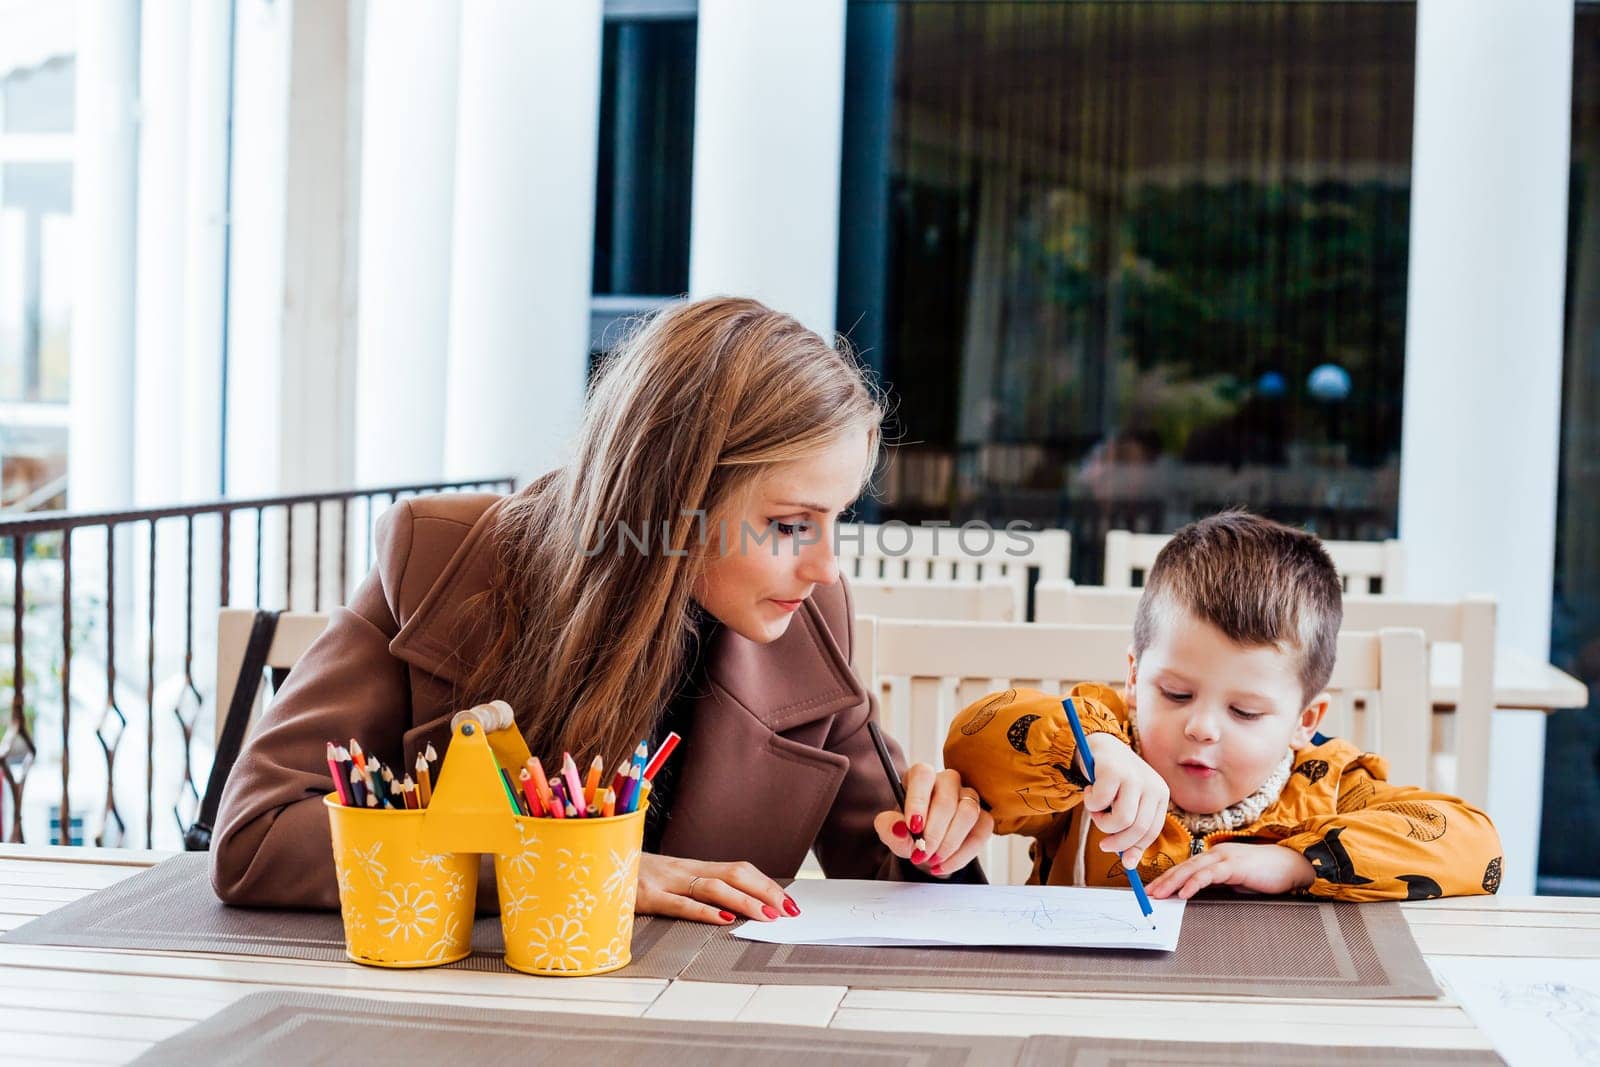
[
  {"x1": 492, "y1": 805, "x2": 646, "y2": 976},
  {"x1": 325, "y1": 796, "x2": 478, "y2": 968}
]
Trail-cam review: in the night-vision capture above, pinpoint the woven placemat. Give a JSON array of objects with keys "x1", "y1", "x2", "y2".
[
  {"x1": 131, "y1": 991, "x2": 1500, "y2": 1066},
  {"x1": 680, "y1": 897, "x2": 1438, "y2": 998},
  {"x1": 1, "y1": 852, "x2": 711, "y2": 980},
  {"x1": 132, "y1": 991, "x2": 1022, "y2": 1065}
]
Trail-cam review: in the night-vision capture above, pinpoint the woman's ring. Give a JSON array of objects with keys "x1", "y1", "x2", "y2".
[
  {"x1": 959, "y1": 789, "x2": 982, "y2": 807},
  {"x1": 685, "y1": 875, "x2": 703, "y2": 899}
]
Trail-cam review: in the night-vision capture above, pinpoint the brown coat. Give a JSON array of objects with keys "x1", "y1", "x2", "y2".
[{"x1": 210, "y1": 492, "x2": 904, "y2": 909}]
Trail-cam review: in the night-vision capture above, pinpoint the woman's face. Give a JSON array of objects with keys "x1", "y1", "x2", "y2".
[{"x1": 693, "y1": 429, "x2": 871, "y2": 643}]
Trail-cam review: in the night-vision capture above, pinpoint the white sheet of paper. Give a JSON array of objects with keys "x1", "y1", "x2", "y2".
[
  {"x1": 1433, "y1": 956, "x2": 1600, "y2": 1067},
  {"x1": 735, "y1": 879, "x2": 1184, "y2": 952}
]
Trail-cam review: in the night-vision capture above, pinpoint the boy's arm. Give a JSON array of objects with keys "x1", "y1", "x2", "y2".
[
  {"x1": 1275, "y1": 756, "x2": 1504, "y2": 902},
  {"x1": 943, "y1": 684, "x2": 1128, "y2": 837}
]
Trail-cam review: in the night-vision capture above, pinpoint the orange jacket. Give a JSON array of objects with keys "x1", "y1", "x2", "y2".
[{"x1": 944, "y1": 684, "x2": 1504, "y2": 901}]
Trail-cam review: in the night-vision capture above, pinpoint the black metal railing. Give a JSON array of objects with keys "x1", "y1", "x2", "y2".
[{"x1": 0, "y1": 477, "x2": 515, "y2": 848}]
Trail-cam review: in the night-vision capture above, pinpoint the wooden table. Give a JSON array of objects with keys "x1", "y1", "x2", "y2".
[
  {"x1": 1429, "y1": 645, "x2": 1588, "y2": 711},
  {"x1": 3, "y1": 846, "x2": 1598, "y2": 1063}
]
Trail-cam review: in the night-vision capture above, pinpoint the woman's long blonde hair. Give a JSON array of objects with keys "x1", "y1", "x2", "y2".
[{"x1": 460, "y1": 297, "x2": 884, "y2": 767}]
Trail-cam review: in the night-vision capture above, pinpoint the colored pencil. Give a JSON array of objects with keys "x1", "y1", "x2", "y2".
[
  {"x1": 519, "y1": 767, "x2": 546, "y2": 817},
  {"x1": 414, "y1": 751, "x2": 432, "y2": 807},
  {"x1": 642, "y1": 731, "x2": 681, "y2": 782},
  {"x1": 601, "y1": 786, "x2": 616, "y2": 818},
  {"x1": 560, "y1": 753, "x2": 588, "y2": 817},
  {"x1": 347, "y1": 764, "x2": 368, "y2": 808},
  {"x1": 547, "y1": 778, "x2": 567, "y2": 819},
  {"x1": 1062, "y1": 696, "x2": 1156, "y2": 930},
  {"x1": 327, "y1": 743, "x2": 352, "y2": 805},
  {"x1": 584, "y1": 755, "x2": 604, "y2": 808}
]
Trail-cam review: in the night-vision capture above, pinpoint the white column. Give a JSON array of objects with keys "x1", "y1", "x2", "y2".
[
  {"x1": 132, "y1": 2, "x2": 189, "y2": 507},
  {"x1": 224, "y1": 0, "x2": 293, "y2": 498},
  {"x1": 442, "y1": 0, "x2": 601, "y2": 483},
  {"x1": 67, "y1": 0, "x2": 139, "y2": 510},
  {"x1": 1398, "y1": 0, "x2": 1574, "y2": 895},
  {"x1": 277, "y1": 0, "x2": 363, "y2": 495},
  {"x1": 180, "y1": 1, "x2": 233, "y2": 501},
  {"x1": 353, "y1": 0, "x2": 460, "y2": 487},
  {"x1": 133, "y1": 1, "x2": 230, "y2": 506},
  {"x1": 688, "y1": 0, "x2": 847, "y2": 340}
]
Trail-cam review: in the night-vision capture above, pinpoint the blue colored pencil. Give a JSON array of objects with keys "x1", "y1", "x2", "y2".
[{"x1": 1062, "y1": 696, "x2": 1157, "y2": 931}]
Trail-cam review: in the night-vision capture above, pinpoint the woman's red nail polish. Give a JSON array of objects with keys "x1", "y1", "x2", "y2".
[
  {"x1": 783, "y1": 896, "x2": 801, "y2": 916},
  {"x1": 909, "y1": 814, "x2": 925, "y2": 834},
  {"x1": 929, "y1": 854, "x2": 943, "y2": 867},
  {"x1": 930, "y1": 864, "x2": 944, "y2": 876},
  {"x1": 910, "y1": 848, "x2": 926, "y2": 864},
  {"x1": 892, "y1": 820, "x2": 909, "y2": 838},
  {"x1": 761, "y1": 904, "x2": 780, "y2": 920},
  {"x1": 718, "y1": 910, "x2": 735, "y2": 922}
]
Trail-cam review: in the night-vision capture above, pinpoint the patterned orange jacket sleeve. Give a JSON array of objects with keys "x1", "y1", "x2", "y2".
[
  {"x1": 943, "y1": 684, "x2": 1127, "y2": 837},
  {"x1": 1275, "y1": 749, "x2": 1504, "y2": 901}
]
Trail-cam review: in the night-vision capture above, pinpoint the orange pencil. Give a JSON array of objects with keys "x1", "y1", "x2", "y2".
[
  {"x1": 584, "y1": 755, "x2": 604, "y2": 808},
  {"x1": 601, "y1": 787, "x2": 616, "y2": 818},
  {"x1": 525, "y1": 757, "x2": 556, "y2": 811},
  {"x1": 519, "y1": 767, "x2": 547, "y2": 817}
]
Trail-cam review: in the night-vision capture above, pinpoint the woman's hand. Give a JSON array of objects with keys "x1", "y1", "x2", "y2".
[
  {"x1": 1082, "y1": 733, "x2": 1169, "y2": 868},
  {"x1": 635, "y1": 853, "x2": 800, "y2": 924},
  {"x1": 1145, "y1": 842, "x2": 1315, "y2": 900},
  {"x1": 873, "y1": 764, "x2": 994, "y2": 877}
]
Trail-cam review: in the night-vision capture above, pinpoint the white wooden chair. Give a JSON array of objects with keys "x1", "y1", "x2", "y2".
[
  {"x1": 1033, "y1": 584, "x2": 1494, "y2": 806},
  {"x1": 1103, "y1": 528, "x2": 1406, "y2": 595},
  {"x1": 849, "y1": 577, "x2": 1021, "y2": 622},
  {"x1": 215, "y1": 609, "x2": 330, "y2": 743},
  {"x1": 838, "y1": 522, "x2": 1069, "y2": 618},
  {"x1": 854, "y1": 615, "x2": 1428, "y2": 885}
]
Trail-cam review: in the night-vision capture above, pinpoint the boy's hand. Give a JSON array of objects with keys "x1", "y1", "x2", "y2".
[
  {"x1": 1082, "y1": 733, "x2": 1169, "y2": 867},
  {"x1": 1146, "y1": 842, "x2": 1316, "y2": 900}
]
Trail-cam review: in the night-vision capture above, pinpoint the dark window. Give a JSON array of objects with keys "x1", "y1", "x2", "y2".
[
  {"x1": 838, "y1": 2, "x2": 1415, "y2": 581},
  {"x1": 1546, "y1": 3, "x2": 1600, "y2": 892},
  {"x1": 592, "y1": 17, "x2": 696, "y2": 298}
]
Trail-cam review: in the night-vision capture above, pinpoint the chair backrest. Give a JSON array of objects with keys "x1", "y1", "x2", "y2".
[
  {"x1": 215, "y1": 609, "x2": 331, "y2": 743},
  {"x1": 1033, "y1": 584, "x2": 1495, "y2": 805},
  {"x1": 838, "y1": 523, "x2": 1070, "y2": 616},
  {"x1": 856, "y1": 616, "x2": 1428, "y2": 884},
  {"x1": 849, "y1": 577, "x2": 1021, "y2": 622},
  {"x1": 1103, "y1": 529, "x2": 1406, "y2": 595}
]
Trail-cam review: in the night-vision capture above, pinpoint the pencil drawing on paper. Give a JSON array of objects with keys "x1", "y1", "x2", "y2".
[{"x1": 1495, "y1": 981, "x2": 1600, "y2": 1062}]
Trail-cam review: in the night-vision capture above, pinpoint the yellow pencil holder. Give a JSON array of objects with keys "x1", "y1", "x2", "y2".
[
  {"x1": 325, "y1": 795, "x2": 479, "y2": 968},
  {"x1": 493, "y1": 805, "x2": 647, "y2": 977}
]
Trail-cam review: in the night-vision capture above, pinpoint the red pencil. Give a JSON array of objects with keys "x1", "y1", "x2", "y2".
[
  {"x1": 642, "y1": 732, "x2": 682, "y2": 782},
  {"x1": 326, "y1": 742, "x2": 352, "y2": 805}
]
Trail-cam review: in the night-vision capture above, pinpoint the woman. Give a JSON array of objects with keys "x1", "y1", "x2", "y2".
[{"x1": 211, "y1": 296, "x2": 994, "y2": 924}]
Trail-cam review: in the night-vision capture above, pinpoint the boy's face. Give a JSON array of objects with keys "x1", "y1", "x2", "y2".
[{"x1": 1127, "y1": 609, "x2": 1327, "y2": 815}]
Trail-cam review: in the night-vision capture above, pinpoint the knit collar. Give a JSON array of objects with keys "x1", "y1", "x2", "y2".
[{"x1": 1166, "y1": 749, "x2": 1294, "y2": 837}]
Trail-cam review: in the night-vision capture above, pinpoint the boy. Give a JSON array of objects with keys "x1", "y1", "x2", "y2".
[{"x1": 944, "y1": 511, "x2": 1502, "y2": 901}]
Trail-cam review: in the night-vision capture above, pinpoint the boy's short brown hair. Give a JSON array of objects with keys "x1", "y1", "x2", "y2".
[{"x1": 1132, "y1": 511, "x2": 1344, "y2": 703}]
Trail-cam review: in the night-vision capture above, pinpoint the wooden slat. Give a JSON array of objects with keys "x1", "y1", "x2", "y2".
[
  {"x1": 736, "y1": 984, "x2": 846, "y2": 1027},
  {"x1": 642, "y1": 980, "x2": 757, "y2": 1020}
]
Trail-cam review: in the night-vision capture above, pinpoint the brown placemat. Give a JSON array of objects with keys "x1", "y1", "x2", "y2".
[
  {"x1": 1, "y1": 852, "x2": 711, "y2": 980},
  {"x1": 132, "y1": 991, "x2": 1501, "y2": 1066},
  {"x1": 1016, "y1": 1037, "x2": 1499, "y2": 1065},
  {"x1": 131, "y1": 991, "x2": 1023, "y2": 1065},
  {"x1": 680, "y1": 897, "x2": 1439, "y2": 999}
]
